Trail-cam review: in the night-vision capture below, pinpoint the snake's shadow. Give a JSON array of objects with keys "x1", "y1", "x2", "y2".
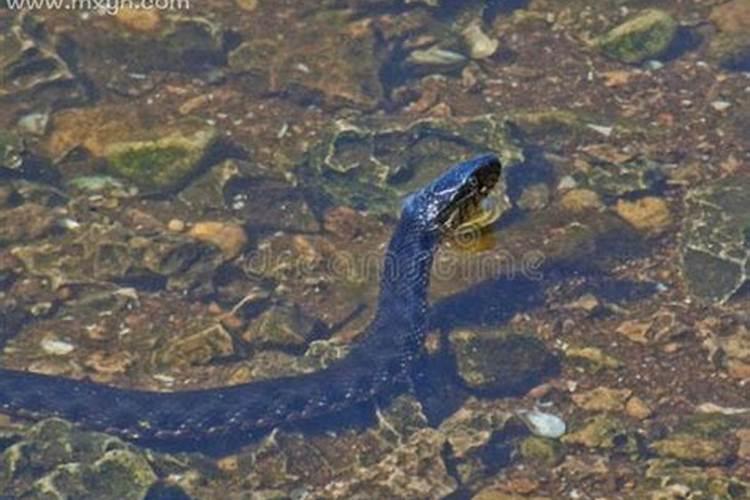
[{"x1": 142, "y1": 268, "x2": 657, "y2": 456}]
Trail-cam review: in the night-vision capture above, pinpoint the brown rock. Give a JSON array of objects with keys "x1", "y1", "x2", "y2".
[
  {"x1": 736, "y1": 428, "x2": 750, "y2": 460},
  {"x1": 560, "y1": 189, "x2": 603, "y2": 213},
  {"x1": 0, "y1": 204, "x2": 56, "y2": 244},
  {"x1": 710, "y1": 0, "x2": 750, "y2": 33},
  {"x1": 650, "y1": 436, "x2": 734, "y2": 465},
  {"x1": 115, "y1": 7, "x2": 161, "y2": 32},
  {"x1": 188, "y1": 221, "x2": 248, "y2": 260},
  {"x1": 625, "y1": 396, "x2": 653, "y2": 420},
  {"x1": 616, "y1": 319, "x2": 652, "y2": 344},
  {"x1": 615, "y1": 196, "x2": 671, "y2": 235},
  {"x1": 572, "y1": 386, "x2": 632, "y2": 412}
]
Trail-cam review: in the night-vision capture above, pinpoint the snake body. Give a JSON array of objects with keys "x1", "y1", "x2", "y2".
[{"x1": 0, "y1": 154, "x2": 502, "y2": 444}]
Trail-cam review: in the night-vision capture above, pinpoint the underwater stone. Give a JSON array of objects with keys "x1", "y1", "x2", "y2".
[
  {"x1": 650, "y1": 436, "x2": 734, "y2": 465},
  {"x1": 449, "y1": 328, "x2": 555, "y2": 394},
  {"x1": 228, "y1": 11, "x2": 384, "y2": 109},
  {"x1": 303, "y1": 115, "x2": 521, "y2": 216},
  {"x1": 517, "y1": 409, "x2": 566, "y2": 439},
  {"x1": 0, "y1": 14, "x2": 87, "y2": 107},
  {"x1": 681, "y1": 175, "x2": 750, "y2": 303},
  {"x1": 562, "y1": 414, "x2": 629, "y2": 449},
  {"x1": 0, "y1": 130, "x2": 23, "y2": 169},
  {"x1": 242, "y1": 304, "x2": 320, "y2": 349},
  {"x1": 595, "y1": 9, "x2": 678, "y2": 64},
  {"x1": 519, "y1": 436, "x2": 564, "y2": 466},
  {"x1": 708, "y1": 0, "x2": 750, "y2": 71},
  {"x1": 103, "y1": 120, "x2": 218, "y2": 194},
  {"x1": 154, "y1": 320, "x2": 235, "y2": 368}
]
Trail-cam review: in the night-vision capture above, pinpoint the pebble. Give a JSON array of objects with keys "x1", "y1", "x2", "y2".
[
  {"x1": 17, "y1": 112, "x2": 49, "y2": 135},
  {"x1": 625, "y1": 396, "x2": 653, "y2": 419},
  {"x1": 615, "y1": 196, "x2": 671, "y2": 235},
  {"x1": 462, "y1": 23, "x2": 499, "y2": 59},
  {"x1": 41, "y1": 338, "x2": 75, "y2": 355},
  {"x1": 167, "y1": 218, "x2": 186, "y2": 232},
  {"x1": 188, "y1": 221, "x2": 248, "y2": 260},
  {"x1": 517, "y1": 408, "x2": 566, "y2": 438},
  {"x1": 710, "y1": 100, "x2": 732, "y2": 111},
  {"x1": 560, "y1": 189, "x2": 603, "y2": 212}
]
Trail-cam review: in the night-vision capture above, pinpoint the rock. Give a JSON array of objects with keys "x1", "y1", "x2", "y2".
[
  {"x1": 572, "y1": 387, "x2": 632, "y2": 412},
  {"x1": 517, "y1": 409, "x2": 566, "y2": 439},
  {"x1": 103, "y1": 120, "x2": 218, "y2": 194},
  {"x1": 40, "y1": 337, "x2": 75, "y2": 356},
  {"x1": 48, "y1": 107, "x2": 218, "y2": 194},
  {"x1": 565, "y1": 346, "x2": 623, "y2": 372},
  {"x1": 615, "y1": 197, "x2": 671, "y2": 235},
  {"x1": 643, "y1": 459, "x2": 750, "y2": 498},
  {"x1": 439, "y1": 399, "x2": 515, "y2": 459},
  {"x1": 222, "y1": 166, "x2": 320, "y2": 233},
  {"x1": 17, "y1": 111, "x2": 49, "y2": 136},
  {"x1": 0, "y1": 419, "x2": 156, "y2": 498},
  {"x1": 737, "y1": 428, "x2": 750, "y2": 460},
  {"x1": 0, "y1": 14, "x2": 88, "y2": 107},
  {"x1": 650, "y1": 436, "x2": 734, "y2": 465},
  {"x1": 517, "y1": 183, "x2": 550, "y2": 212},
  {"x1": 616, "y1": 319, "x2": 652, "y2": 344},
  {"x1": 0, "y1": 130, "x2": 24, "y2": 170},
  {"x1": 594, "y1": 9, "x2": 678, "y2": 64},
  {"x1": 167, "y1": 219, "x2": 186, "y2": 232},
  {"x1": 405, "y1": 46, "x2": 467, "y2": 74},
  {"x1": 462, "y1": 23, "x2": 499, "y2": 59},
  {"x1": 320, "y1": 429, "x2": 457, "y2": 498},
  {"x1": 303, "y1": 115, "x2": 521, "y2": 216},
  {"x1": 681, "y1": 175, "x2": 750, "y2": 302},
  {"x1": 153, "y1": 320, "x2": 234, "y2": 368},
  {"x1": 242, "y1": 304, "x2": 320, "y2": 348},
  {"x1": 228, "y1": 11, "x2": 384, "y2": 109},
  {"x1": 708, "y1": 0, "x2": 750, "y2": 71},
  {"x1": 0, "y1": 204, "x2": 56, "y2": 246},
  {"x1": 625, "y1": 396, "x2": 653, "y2": 420},
  {"x1": 560, "y1": 189, "x2": 603, "y2": 213},
  {"x1": 84, "y1": 15, "x2": 225, "y2": 75},
  {"x1": 519, "y1": 436, "x2": 564, "y2": 466},
  {"x1": 449, "y1": 328, "x2": 556, "y2": 394},
  {"x1": 562, "y1": 415, "x2": 629, "y2": 449},
  {"x1": 115, "y1": 7, "x2": 162, "y2": 32},
  {"x1": 68, "y1": 176, "x2": 128, "y2": 194},
  {"x1": 188, "y1": 221, "x2": 247, "y2": 260}
]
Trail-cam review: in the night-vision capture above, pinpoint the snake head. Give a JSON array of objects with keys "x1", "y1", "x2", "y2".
[{"x1": 403, "y1": 153, "x2": 502, "y2": 233}]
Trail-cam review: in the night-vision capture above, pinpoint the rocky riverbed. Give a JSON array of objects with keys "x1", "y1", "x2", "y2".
[{"x1": 0, "y1": 0, "x2": 749, "y2": 498}]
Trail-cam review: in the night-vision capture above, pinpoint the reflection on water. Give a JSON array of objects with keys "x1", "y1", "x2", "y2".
[{"x1": 0, "y1": 0, "x2": 749, "y2": 497}]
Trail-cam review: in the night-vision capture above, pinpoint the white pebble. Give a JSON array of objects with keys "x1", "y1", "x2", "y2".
[
  {"x1": 41, "y1": 338, "x2": 75, "y2": 355},
  {"x1": 517, "y1": 409, "x2": 566, "y2": 438}
]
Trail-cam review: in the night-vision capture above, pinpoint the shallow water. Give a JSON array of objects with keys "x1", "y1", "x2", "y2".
[{"x1": 0, "y1": 0, "x2": 749, "y2": 498}]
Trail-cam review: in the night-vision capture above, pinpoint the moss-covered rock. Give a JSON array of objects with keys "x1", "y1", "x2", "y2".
[
  {"x1": 649, "y1": 436, "x2": 734, "y2": 465},
  {"x1": 519, "y1": 436, "x2": 564, "y2": 467},
  {"x1": 562, "y1": 414, "x2": 634, "y2": 451},
  {"x1": 595, "y1": 9, "x2": 678, "y2": 64},
  {"x1": 104, "y1": 120, "x2": 218, "y2": 194}
]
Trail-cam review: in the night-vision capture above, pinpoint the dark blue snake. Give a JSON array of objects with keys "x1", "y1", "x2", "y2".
[{"x1": 0, "y1": 154, "x2": 502, "y2": 444}]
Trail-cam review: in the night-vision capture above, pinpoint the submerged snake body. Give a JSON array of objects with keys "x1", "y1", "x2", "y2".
[{"x1": 0, "y1": 155, "x2": 501, "y2": 443}]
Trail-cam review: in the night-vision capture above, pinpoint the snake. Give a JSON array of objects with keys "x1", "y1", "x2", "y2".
[{"x1": 0, "y1": 154, "x2": 502, "y2": 445}]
